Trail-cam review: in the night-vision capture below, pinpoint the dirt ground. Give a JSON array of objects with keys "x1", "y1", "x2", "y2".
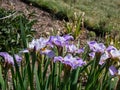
[{"x1": 1, "y1": 0, "x2": 90, "y2": 46}]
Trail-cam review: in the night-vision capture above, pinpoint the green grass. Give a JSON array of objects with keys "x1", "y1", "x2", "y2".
[{"x1": 25, "y1": 0, "x2": 120, "y2": 33}]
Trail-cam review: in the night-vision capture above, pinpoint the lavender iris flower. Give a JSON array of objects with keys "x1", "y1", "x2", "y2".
[
  {"x1": 87, "y1": 41, "x2": 106, "y2": 53},
  {"x1": 98, "y1": 46, "x2": 120, "y2": 65},
  {"x1": 29, "y1": 37, "x2": 49, "y2": 51},
  {"x1": 0, "y1": 52, "x2": 22, "y2": 66},
  {"x1": 48, "y1": 35, "x2": 74, "y2": 47},
  {"x1": 87, "y1": 41, "x2": 107, "y2": 61},
  {"x1": 26, "y1": 37, "x2": 56, "y2": 58},
  {"x1": 47, "y1": 36, "x2": 65, "y2": 47},
  {"x1": 63, "y1": 54, "x2": 74, "y2": 66},
  {"x1": 109, "y1": 65, "x2": 118, "y2": 76},
  {"x1": 64, "y1": 54, "x2": 85, "y2": 69},
  {"x1": 54, "y1": 54, "x2": 86, "y2": 69}
]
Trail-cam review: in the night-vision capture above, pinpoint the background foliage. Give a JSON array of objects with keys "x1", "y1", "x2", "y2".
[{"x1": 0, "y1": 8, "x2": 35, "y2": 53}]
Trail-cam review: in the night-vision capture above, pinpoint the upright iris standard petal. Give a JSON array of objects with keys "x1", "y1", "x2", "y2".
[
  {"x1": 0, "y1": 52, "x2": 22, "y2": 66},
  {"x1": 47, "y1": 36, "x2": 55, "y2": 48},
  {"x1": 109, "y1": 65, "x2": 118, "y2": 76}
]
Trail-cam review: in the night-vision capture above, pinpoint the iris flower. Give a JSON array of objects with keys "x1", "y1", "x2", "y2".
[
  {"x1": 48, "y1": 35, "x2": 74, "y2": 47},
  {"x1": 87, "y1": 41, "x2": 120, "y2": 65},
  {"x1": 87, "y1": 41, "x2": 106, "y2": 53},
  {"x1": 29, "y1": 37, "x2": 49, "y2": 51},
  {"x1": 54, "y1": 54, "x2": 86, "y2": 69},
  {"x1": 25, "y1": 37, "x2": 56, "y2": 58}
]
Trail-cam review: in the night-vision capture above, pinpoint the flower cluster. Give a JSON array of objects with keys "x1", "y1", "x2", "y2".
[
  {"x1": 88, "y1": 41, "x2": 120, "y2": 65},
  {"x1": 28, "y1": 35, "x2": 74, "y2": 58},
  {"x1": 87, "y1": 41, "x2": 120, "y2": 76},
  {"x1": 28, "y1": 35, "x2": 86, "y2": 69},
  {"x1": 87, "y1": 41, "x2": 106, "y2": 53},
  {"x1": 1, "y1": 35, "x2": 120, "y2": 73}
]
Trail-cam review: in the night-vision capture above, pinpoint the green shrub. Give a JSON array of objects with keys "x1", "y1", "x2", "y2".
[{"x1": 0, "y1": 8, "x2": 35, "y2": 53}]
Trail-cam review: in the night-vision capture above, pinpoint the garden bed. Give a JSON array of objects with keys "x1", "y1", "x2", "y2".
[{"x1": 0, "y1": 0, "x2": 120, "y2": 90}]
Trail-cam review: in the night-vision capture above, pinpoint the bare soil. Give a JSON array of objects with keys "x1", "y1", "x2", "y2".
[{"x1": 1, "y1": 0, "x2": 65, "y2": 37}]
